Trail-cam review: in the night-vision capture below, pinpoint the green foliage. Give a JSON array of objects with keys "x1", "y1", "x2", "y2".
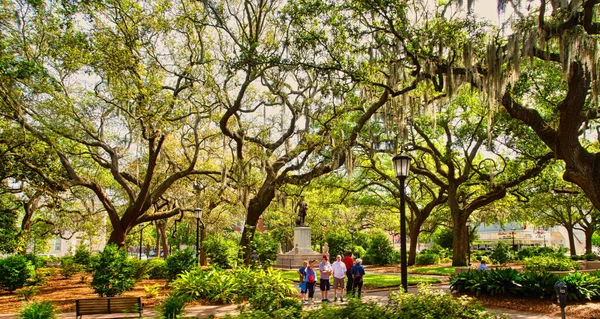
[
  {"x1": 148, "y1": 258, "x2": 168, "y2": 279},
  {"x1": 0, "y1": 255, "x2": 35, "y2": 291},
  {"x1": 250, "y1": 232, "x2": 280, "y2": 268},
  {"x1": 415, "y1": 253, "x2": 440, "y2": 265},
  {"x1": 353, "y1": 245, "x2": 366, "y2": 258},
  {"x1": 159, "y1": 294, "x2": 190, "y2": 319},
  {"x1": 324, "y1": 232, "x2": 352, "y2": 257},
  {"x1": 60, "y1": 257, "x2": 81, "y2": 279},
  {"x1": 90, "y1": 244, "x2": 135, "y2": 297},
  {"x1": 24, "y1": 254, "x2": 45, "y2": 269},
  {"x1": 166, "y1": 249, "x2": 196, "y2": 281},
  {"x1": 16, "y1": 286, "x2": 39, "y2": 301},
  {"x1": 203, "y1": 236, "x2": 238, "y2": 269},
  {"x1": 419, "y1": 244, "x2": 450, "y2": 258},
  {"x1": 523, "y1": 256, "x2": 579, "y2": 272},
  {"x1": 144, "y1": 284, "x2": 161, "y2": 298},
  {"x1": 227, "y1": 286, "x2": 505, "y2": 319},
  {"x1": 18, "y1": 301, "x2": 56, "y2": 319},
  {"x1": 366, "y1": 230, "x2": 398, "y2": 265},
  {"x1": 434, "y1": 228, "x2": 454, "y2": 250},
  {"x1": 0, "y1": 208, "x2": 20, "y2": 254},
  {"x1": 73, "y1": 246, "x2": 92, "y2": 267},
  {"x1": 132, "y1": 259, "x2": 154, "y2": 281},
  {"x1": 451, "y1": 268, "x2": 600, "y2": 301},
  {"x1": 171, "y1": 267, "x2": 296, "y2": 306},
  {"x1": 516, "y1": 246, "x2": 567, "y2": 260},
  {"x1": 490, "y1": 241, "x2": 512, "y2": 265}
]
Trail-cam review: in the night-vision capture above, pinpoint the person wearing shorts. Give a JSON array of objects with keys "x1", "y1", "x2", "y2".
[
  {"x1": 318, "y1": 254, "x2": 332, "y2": 302},
  {"x1": 331, "y1": 254, "x2": 347, "y2": 302},
  {"x1": 298, "y1": 260, "x2": 308, "y2": 302}
]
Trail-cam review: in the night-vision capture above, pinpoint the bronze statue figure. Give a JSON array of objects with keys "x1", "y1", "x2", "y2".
[{"x1": 296, "y1": 197, "x2": 308, "y2": 226}]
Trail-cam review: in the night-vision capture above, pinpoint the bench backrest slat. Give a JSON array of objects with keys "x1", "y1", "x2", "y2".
[{"x1": 76, "y1": 297, "x2": 142, "y2": 317}]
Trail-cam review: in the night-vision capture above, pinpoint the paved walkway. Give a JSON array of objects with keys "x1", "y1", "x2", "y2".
[{"x1": 0, "y1": 285, "x2": 553, "y2": 319}]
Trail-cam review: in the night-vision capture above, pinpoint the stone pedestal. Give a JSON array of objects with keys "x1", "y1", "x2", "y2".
[{"x1": 275, "y1": 227, "x2": 322, "y2": 268}]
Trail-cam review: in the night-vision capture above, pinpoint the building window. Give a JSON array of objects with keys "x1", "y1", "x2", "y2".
[{"x1": 54, "y1": 237, "x2": 61, "y2": 251}]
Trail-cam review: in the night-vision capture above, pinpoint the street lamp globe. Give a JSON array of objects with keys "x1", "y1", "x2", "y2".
[
  {"x1": 194, "y1": 208, "x2": 203, "y2": 220},
  {"x1": 392, "y1": 153, "x2": 411, "y2": 178}
]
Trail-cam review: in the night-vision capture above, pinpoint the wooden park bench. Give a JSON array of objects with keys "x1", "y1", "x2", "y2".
[{"x1": 75, "y1": 297, "x2": 143, "y2": 319}]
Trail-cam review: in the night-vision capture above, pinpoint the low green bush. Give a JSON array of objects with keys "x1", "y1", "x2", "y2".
[
  {"x1": 490, "y1": 241, "x2": 512, "y2": 265},
  {"x1": 24, "y1": 254, "x2": 45, "y2": 269},
  {"x1": 148, "y1": 258, "x2": 168, "y2": 279},
  {"x1": 451, "y1": 268, "x2": 600, "y2": 301},
  {"x1": 166, "y1": 249, "x2": 196, "y2": 281},
  {"x1": 60, "y1": 257, "x2": 82, "y2": 279},
  {"x1": 415, "y1": 253, "x2": 440, "y2": 265},
  {"x1": 523, "y1": 256, "x2": 579, "y2": 272},
  {"x1": 516, "y1": 246, "x2": 567, "y2": 260},
  {"x1": 91, "y1": 244, "x2": 136, "y2": 297},
  {"x1": 366, "y1": 229, "x2": 397, "y2": 265},
  {"x1": 16, "y1": 286, "x2": 39, "y2": 301},
  {"x1": 132, "y1": 259, "x2": 152, "y2": 281},
  {"x1": 419, "y1": 244, "x2": 450, "y2": 258},
  {"x1": 0, "y1": 255, "x2": 35, "y2": 291},
  {"x1": 74, "y1": 246, "x2": 93, "y2": 267},
  {"x1": 171, "y1": 266, "x2": 296, "y2": 307},
  {"x1": 224, "y1": 286, "x2": 506, "y2": 319},
  {"x1": 352, "y1": 246, "x2": 366, "y2": 258},
  {"x1": 18, "y1": 301, "x2": 56, "y2": 319},
  {"x1": 159, "y1": 294, "x2": 190, "y2": 319},
  {"x1": 203, "y1": 236, "x2": 238, "y2": 269}
]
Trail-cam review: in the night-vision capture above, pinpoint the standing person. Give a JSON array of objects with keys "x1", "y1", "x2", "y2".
[
  {"x1": 298, "y1": 261, "x2": 308, "y2": 302},
  {"x1": 318, "y1": 254, "x2": 332, "y2": 302},
  {"x1": 331, "y1": 255, "x2": 347, "y2": 302},
  {"x1": 343, "y1": 251, "x2": 354, "y2": 294},
  {"x1": 305, "y1": 259, "x2": 318, "y2": 305},
  {"x1": 351, "y1": 258, "x2": 366, "y2": 298}
]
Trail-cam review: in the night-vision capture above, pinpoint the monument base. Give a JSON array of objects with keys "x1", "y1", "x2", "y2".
[{"x1": 275, "y1": 226, "x2": 322, "y2": 268}]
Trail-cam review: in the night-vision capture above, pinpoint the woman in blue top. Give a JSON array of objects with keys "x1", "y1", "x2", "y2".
[
  {"x1": 304, "y1": 259, "x2": 318, "y2": 304},
  {"x1": 351, "y1": 258, "x2": 366, "y2": 298}
]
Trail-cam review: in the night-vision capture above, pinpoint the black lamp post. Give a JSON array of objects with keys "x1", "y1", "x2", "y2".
[
  {"x1": 393, "y1": 153, "x2": 411, "y2": 293},
  {"x1": 195, "y1": 208, "x2": 203, "y2": 266},
  {"x1": 349, "y1": 227, "x2": 356, "y2": 249},
  {"x1": 139, "y1": 222, "x2": 145, "y2": 260}
]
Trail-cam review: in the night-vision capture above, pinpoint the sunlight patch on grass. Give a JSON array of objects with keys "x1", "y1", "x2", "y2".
[{"x1": 408, "y1": 265, "x2": 455, "y2": 276}]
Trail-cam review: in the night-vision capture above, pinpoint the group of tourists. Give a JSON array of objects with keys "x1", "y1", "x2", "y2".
[{"x1": 297, "y1": 251, "x2": 365, "y2": 304}]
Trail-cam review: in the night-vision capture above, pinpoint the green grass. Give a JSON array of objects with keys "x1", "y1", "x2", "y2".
[
  {"x1": 408, "y1": 265, "x2": 456, "y2": 276},
  {"x1": 275, "y1": 270, "x2": 441, "y2": 288}
]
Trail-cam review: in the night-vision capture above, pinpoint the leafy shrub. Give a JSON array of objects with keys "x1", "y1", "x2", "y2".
[
  {"x1": 415, "y1": 253, "x2": 440, "y2": 265},
  {"x1": 24, "y1": 254, "x2": 44, "y2": 269},
  {"x1": 148, "y1": 258, "x2": 168, "y2": 279},
  {"x1": 171, "y1": 267, "x2": 296, "y2": 306},
  {"x1": 17, "y1": 286, "x2": 39, "y2": 301},
  {"x1": 516, "y1": 246, "x2": 567, "y2": 260},
  {"x1": 144, "y1": 284, "x2": 161, "y2": 298},
  {"x1": 18, "y1": 301, "x2": 56, "y2": 319},
  {"x1": 166, "y1": 249, "x2": 196, "y2": 281},
  {"x1": 366, "y1": 229, "x2": 397, "y2": 265},
  {"x1": 324, "y1": 232, "x2": 352, "y2": 258},
  {"x1": 60, "y1": 257, "x2": 81, "y2": 279},
  {"x1": 90, "y1": 244, "x2": 135, "y2": 297},
  {"x1": 490, "y1": 241, "x2": 512, "y2": 265},
  {"x1": 523, "y1": 256, "x2": 579, "y2": 272},
  {"x1": 434, "y1": 227, "x2": 454, "y2": 249},
  {"x1": 250, "y1": 232, "x2": 280, "y2": 268},
  {"x1": 203, "y1": 236, "x2": 238, "y2": 269},
  {"x1": 28, "y1": 268, "x2": 53, "y2": 286},
  {"x1": 585, "y1": 253, "x2": 597, "y2": 261},
  {"x1": 420, "y1": 244, "x2": 450, "y2": 258},
  {"x1": 159, "y1": 295, "x2": 190, "y2": 319},
  {"x1": 563, "y1": 272, "x2": 600, "y2": 301},
  {"x1": 352, "y1": 245, "x2": 366, "y2": 258},
  {"x1": 0, "y1": 255, "x2": 35, "y2": 291},
  {"x1": 132, "y1": 259, "x2": 152, "y2": 281},
  {"x1": 73, "y1": 246, "x2": 92, "y2": 267}
]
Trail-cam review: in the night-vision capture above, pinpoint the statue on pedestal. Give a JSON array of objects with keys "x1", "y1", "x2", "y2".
[{"x1": 295, "y1": 197, "x2": 308, "y2": 226}]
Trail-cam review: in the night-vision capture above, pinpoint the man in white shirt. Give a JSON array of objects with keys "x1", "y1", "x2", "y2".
[{"x1": 331, "y1": 254, "x2": 347, "y2": 302}]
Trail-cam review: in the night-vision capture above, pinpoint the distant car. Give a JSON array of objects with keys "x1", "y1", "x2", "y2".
[{"x1": 139, "y1": 253, "x2": 148, "y2": 260}]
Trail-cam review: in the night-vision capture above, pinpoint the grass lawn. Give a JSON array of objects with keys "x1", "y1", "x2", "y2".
[
  {"x1": 276, "y1": 270, "x2": 441, "y2": 289},
  {"x1": 407, "y1": 265, "x2": 456, "y2": 276}
]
